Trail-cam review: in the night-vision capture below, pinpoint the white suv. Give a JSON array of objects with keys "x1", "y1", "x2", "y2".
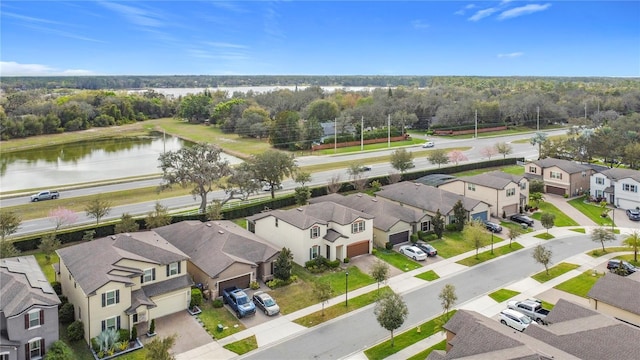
[{"x1": 500, "y1": 309, "x2": 533, "y2": 332}]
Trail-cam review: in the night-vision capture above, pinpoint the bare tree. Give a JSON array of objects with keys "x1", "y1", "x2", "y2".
[
  {"x1": 84, "y1": 197, "x2": 112, "y2": 225},
  {"x1": 0, "y1": 210, "x2": 21, "y2": 242},
  {"x1": 49, "y1": 207, "x2": 78, "y2": 232},
  {"x1": 313, "y1": 281, "x2": 333, "y2": 316},
  {"x1": 327, "y1": 174, "x2": 342, "y2": 194},
  {"x1": 480, "y1": 146, "x2": 498, "y2": 160},
  {"x1": 591, "y1": 227, "x2": 616, "y2": 252},
  {"x1": 532, "y1": 244, "x2": 552, "y2": 275},
  {"x1": 495, "y1": 142, "x2": 513, "y2": 158},
  {"x1": 387, "y1": 172, "x2": 402, "y2": 184},
  {"x1": 145, "y1": 202, "x2": 171, "y2": 229}
]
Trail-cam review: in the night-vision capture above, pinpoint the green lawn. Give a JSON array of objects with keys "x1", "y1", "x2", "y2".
[
  {"x1": 293, "y1": 287, "x2": 393, "y2": 327},
  {"x1": 534, "y1": 233, "x2": 555, "y2": 240},
  {"x1": 588, "y1": 247, "x2": 632, "y2": 257},
  {"x1": 374, "y1": 249, "x2": 423, "y2": 272},
  {"x1": 570, "y1": 228, "x2": 586, "y2": 233},
  {"x1": 488, "y1": 289, "x2": 521, "y2": 303},
  {"x1": 406, "y1": 340, "x2": 447, "y2": 360},
  {"x1": 456, "y1": 242, "x2": 524, "y2": 266},
  {"x1": 223, "y1": 335, "x2": 258, "y2": 355},
  {"x1": 529, "y1": 202, "x2": 579, "y2": 226},
  {"x1": 500, "y1": 221, "x2": 534, "y2": 234},
  {"x1": 415, "y1": 270, "x2": 440, "y2": 281},
  {"x1": 531, "y1": 262, "x2": 580, "y2": 283},
  {"x1": 197, "y1": 301, "x2": 247, "y2": 339},
  {"x1": 429, "y1": 231, "x2": 490, "y2": 259},
  {"x1": 613, "y1": 254, "x2": 640, "y2": 267},
  {"x1": 568, "y1": 196, "x2": 616, "y2": 226},
  {"x1": 364, "y1": 311, "x2": 456, "y2": 360},
  {"x1": 554, "y1": 270, "x2": 605, "y2": 297},
  {"x1": 453, "y1": 165, "x2": 524, "y2": 177},
  {"x1": 34, "y1": 252, "x2": 59, "y2": 283}
]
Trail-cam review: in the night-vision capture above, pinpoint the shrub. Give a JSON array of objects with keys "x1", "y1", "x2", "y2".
[
  {"x1": 58, "y1": 295, "x2": 68, "y2": 308},
  {"x1": 326, "y1": 259, "x2": 341, "y2": 268},
  {"x1": 190, "y1": 288, "x2": 203, "y2": 308},
  {"x1": 425, "y1": 233, "x2": 439, "y2": 241},
  {"x1": 502, "y1": 210, "x2": 506, "y2": 219},
  {"x1": 149, "y1": 319, "x2": 155, "y2": 334},
  {"x1": 130, "y1": 326, "x2": 137, "y2": 341},
  {"x1": 563, "y1": 193, "x2": 569, "y2": 198},
  {"x1": 372, "y1": 248, "x2": 378, "y2": 255},
  {"x1": 417, "y1": 231, "x2": 426, "y2": 240},
  {"x1": 212, "y1": 299, "x2": 224, "y2": 308},
  {"x1": 118, "y1": 329, "x2": 129, "y2": 343},
  {"x1": 51, "y1": 281, "x2": 62, "y2": 295},
  {"x1": 67, "y1": 321, "x2": 84, "y2": 342},
  {"x1": 343, "y1": 257, "x2": 350, "y2": 263},
  {"x1": 385, "y1": 242, "x2": 393, "y2": 250},
  {"x1": 44, "y1": 340, "x2": 74, "y2": 360},
  {"x1": 91, "y1": 338, "x2": 100, "y2": 352},
  {"x1": 250, "y1": 281, "x2": 260, "y2": 290},
  {"x1": 59, "y1": 303, "x2": 75, "y2": 324},
  {"x1": 445, "y1": 223, "x2": 457, "y2": 232},
  {"x1": 410, "y1": 233, "x2": 419, "y2": 244}
]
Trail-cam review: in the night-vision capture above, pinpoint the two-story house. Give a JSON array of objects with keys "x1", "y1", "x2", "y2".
[
  {"x1": 590, "y1": 168, "x2": 640, "y2": 210},
  {"x1": 587, "y1": 272, "x2": 640, "y2": 327},
  {"x1": 56, "y1": 232, "x2": 192, "y2": 344},
  {"x1": 375, "y1": 182, "x2": 491, "y2": 223},
  {"x1": 438, "y1": 171, "x2": 529, "y2": 217},
  {"x1": 309, "y1": 193, "x2": 431, "y2": 247},
  {"x1": 154, "y1": 220, "x2": 280, "y2": 297},
  {"x1": 1, "y1": 256, "x2": 60, "y2": 360},
  {"x1": 247, "y1": 202, "x2": 374, "y2": 265},
  {"x1": 524, "y1": 157, "x2": 602, "y2": 197}
]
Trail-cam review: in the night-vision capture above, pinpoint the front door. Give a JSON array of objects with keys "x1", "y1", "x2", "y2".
[{"x1": 326, "y1": 245, "x2": 331, "y2": 260}]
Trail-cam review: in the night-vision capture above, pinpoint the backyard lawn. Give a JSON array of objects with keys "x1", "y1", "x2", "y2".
[
  {"x1": 554, "y1": 270, "x2": 605, "y2": 297},
  {"x1": 531, "y1": 262, "x2": 580, "y2": 283}
]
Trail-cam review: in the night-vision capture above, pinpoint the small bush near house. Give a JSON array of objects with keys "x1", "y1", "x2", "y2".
[
  {"x1": 410, "y1": 234, "x2": 419, "y2": 244},
  {"x1": 372, "y1": 248, "x2": 378, "y2": 255},
  {"x1": 131, "y1": 326, "x2": 137, "y2": 341},
  {"x1": 118, "y1": 329, "x2": 130, "y2": 343},
  {"x1": 59, "y1": 303, "x2": 75, "y2": 324},
  {"x1": 445, "y1": 224, "x2": 457, "y2": 231},
  {"x1": 43, "y1": 340, "x2": 74, "y2": 360},
  {"x1": 343, "y1": 257, "x2": 350, "y2": 263},
  {"x1": 58, "y1": 295, "x2": 68, "y2": 308},
  {"x1": 267, "y1": 275, "x2": 297, "y2": 289},
  {"x1": 212, "y1": 299, "x2": 224, "y2": 308},
  {"x1": 249, "y1": 281, "x2": 260, "y2": 290},
  {"x1": 67, "y1": 321, "x2": 84, "y2": 342},
  {"x1": 191, "y1": 288, "x2": 203, "y2": 308},
  {"x1": 327, "y1": 259, "x2": 341, "y2": 268},
  {"x1": 385, "y1": 242, "x2": 393, "y2": 250},
  {"x1": 51, "y1": 281, "x2": 62, "y2": 295}
]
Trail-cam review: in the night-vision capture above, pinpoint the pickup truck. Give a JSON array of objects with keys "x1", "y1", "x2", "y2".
[
  {"x1": 222, "y1": 286, "x2": 256, "y2": 318},
  {"x1": 507, "y1": 300, "x2": 550, "y2": 324},
  {"x1": 30, "y1": 190, "x2": 60, "y2": 202}
]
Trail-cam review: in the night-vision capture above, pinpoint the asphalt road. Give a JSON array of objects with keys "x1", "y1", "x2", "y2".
[{"x1": 242, "y1": 234, "x2": 625, "y2": 360}]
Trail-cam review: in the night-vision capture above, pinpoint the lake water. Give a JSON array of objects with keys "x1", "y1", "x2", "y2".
[
  {"x1": 0, "y1": 133, "x2": 242, "y2": 192},
  {"x1": 129, "y1": 86, "x2": 382, "y2": 98}
]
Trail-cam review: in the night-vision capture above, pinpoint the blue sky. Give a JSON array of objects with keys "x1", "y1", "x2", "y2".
[{"x1": 1, "y1": 1, "x2": 639, "y2": 77}]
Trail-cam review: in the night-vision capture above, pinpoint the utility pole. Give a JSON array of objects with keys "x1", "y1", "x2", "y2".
[
  {"x1": 360, "y1": 116, "x2": 364, "y2": 151},
  {"x1": 474, "y1": 110, "x2": 478, "y2": 138},
  {"x1": 537, "y1": 106, "x2": 540, "y2": 131},
  {"x1": 388, "y1": 114, "x2": 391, "y2": 148},
  {"x1": 584, "y1": 103, "x2": 587, "y2": 119},
  {"x1": 334, "y1": 117, "x2": 337, "y2": 154}
]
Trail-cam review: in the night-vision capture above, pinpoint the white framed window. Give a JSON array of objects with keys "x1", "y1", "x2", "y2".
[
  {"x1": 29, "y1": 339, "x2": 43, "y2": 359},
  {"x1": 421, "y1": 221, "x2": 431, "y2": 232},
  {"x1": 520, "y1": 181, "x2": 527, "y2": 190},
  {"x1": 0, "y1": 352, "x2": 9, "y2": 360},
  {"x1": 310, "y1": 245, "x2": 320, "y2": 260},
  {"x1": 310, "y1": 226, "x2": 320, "y2": 239},
  {"x1": 102, "y1": 316, "x2": 120, "y2": 331},
  {"x1": 506, "y1": 188, "x2": 515, "y2": 197},
  {"x1": 103, "y1": 289, "x2": 119, "y2": 307},
  {"x1": 29, "y1": 310, "x2": 41, "y2": 328},
  {"x1": 168, "y1": 262, "x2": 179, "y2": 276},
  {"x1": 582, "y1": 171, "x2": 587, "y2": 177},
  {"x1": 550, "y1": 171, "x2": 562, "y2": 179},
  {"x1": 351, "y1": 220, "x2": 365, "y2": 234},
  {"x1": 142, "y1": 268, "x2": 155, "y2": 283},
  {"x1": 595, "y1": 177, "x2": 604, "y2": 185},
  {"x1": 467, "y1": 183, "x2": 475, "y2": 191},
  {"x1": 529, "y1": 166, "x2": 537, "y2": 174},
  {"x1": 623, "y1": 183, "x2": 638, "y2": 192}
]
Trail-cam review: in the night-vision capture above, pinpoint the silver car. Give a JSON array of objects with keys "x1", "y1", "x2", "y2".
[
  {"x1": 500, "y1": 309, "x2": 534, "y2": 332},
  {"x1": 253, "y1": 291, "x2": 280, "y2": 316}
]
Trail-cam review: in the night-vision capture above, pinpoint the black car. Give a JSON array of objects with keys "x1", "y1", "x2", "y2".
[
  {"x1": 607, "y1": 259, "x2": 637, "y2": 276},
  {"x1": 626, "y1": 209, "x2": 640, "y2": 221},
  {"x1": 484, "y1": 221, "x2": 503, "y2": 233},
  {"x1": 510, "y1": 214, "x2": 534, "y2": 227},
  {"x1": 415, "y1": 242, "x2": 438, "y2": 257}
]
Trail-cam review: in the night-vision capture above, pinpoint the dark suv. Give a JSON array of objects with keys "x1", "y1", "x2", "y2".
[
  {"x1": 607, "y1": 259, "x2": 637, "y2": 276},
  {"x1": 484, "y1": 221, "x2": 503, "y2": 233},
  {"x1": 510, "y1": 214, "x2": 534, "y2": 227}
]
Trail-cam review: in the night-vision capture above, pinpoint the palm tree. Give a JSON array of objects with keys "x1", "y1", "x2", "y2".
[{"x1": 623, "y1": 231, "x2": 640, "y2": 263}]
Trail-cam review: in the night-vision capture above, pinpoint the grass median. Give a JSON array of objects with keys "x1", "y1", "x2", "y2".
[
  {"x1": 455, "y1": 242, "x2": 524, "y2": 266},
  {"x1": 223, "y1": 335, "x2": 258, "y2": 355},
  {"x1": 554, "y1": 270, "x2": 604, "y2": 297},
  {"x1": 531, "y1": 262, "x2": 579, "y2": 283},
  {"x1": 488, "y1": 289, "x2": 521, "y2": 303}
]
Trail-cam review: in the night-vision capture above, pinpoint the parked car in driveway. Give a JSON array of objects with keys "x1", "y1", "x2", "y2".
[
  {"x1": 484, "y1": 221, "x2": 503, "y2": 233},
  {"x1": 510, "y1": 214, "x2": 534, "y2": 227},
  {"x1": 415, "y1": 242, "x2": 438, "y2": 257},
  {"x1": 252, "y1": 291, "x2": 280, "y2": 316},
  {"x1": 626, "y1": 209, "x2": 640, "y2": 221},
  {"x1": 500, "y1": 309, "x2": 534, "y2": 332},
  {"x1": 398, "y1": 245, "x2": 427, "y2": 261},
  {"x1": 607, "y1": 259, "x2": 637, "y2": 276}
]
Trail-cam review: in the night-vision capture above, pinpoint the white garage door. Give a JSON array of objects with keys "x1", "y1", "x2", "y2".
[{"x1": 150, "y1": 289, "x2": 189, "y2": 319}]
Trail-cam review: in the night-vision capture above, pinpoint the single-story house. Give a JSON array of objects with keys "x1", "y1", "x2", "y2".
[
  {"x1": 587, "y1": 272, "x2": 640, "y2": 327},
  {"x1": 1, "y1": 256, "x2": 61, "y2": 360},
  {"x1": 247, "y1": 202, "x2": 374, "y2": 266},
  {"x1": 590, "y1": 168, "x2": 640, "y2": 210},
  {"x1": 154, "y1": 220, "x2": 280, "y2": 298},
  {"x1": 524, "y1": 157, "x2": 604, "y2": 197}
]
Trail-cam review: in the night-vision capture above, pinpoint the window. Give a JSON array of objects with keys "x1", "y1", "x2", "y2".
[
  {"x1": 29, "y1": 310, "x2": 41, "y2": 328},
  {"x1": 167, "y1": 262, "x2": 180, "y2": 276},
  {"x1": 351, "y1": 220, "x2": 365, "y2": 234},
  {"x1": 467, "y1": 183, "x2": 475, "y2": 191},
  {"x1": 310, "y1": 226, "x2": 320, "y2": 239},
  {"x1": 623, "y1": 183, "x2": 638, "y2": 192},
  {"x1": 29, "y1": 339, "x2": 43, "y2": 359},
  {"x1": 102, "y1": 316, "x2": 121, "y2": 331},
  {"x1": 582, "y1": 171, "x2": 587, "y2": 177},
  {"x1": 421, "y1": 221, "x2": 431, "y2": 232},
  {"x1": 247, "y1": 221, "x2": 255, "y2": 233},
  {"x1": 142, "y1": 268, "x2": 155, "y2": 283},
  {"x1": 310, "y1": 245, "x2": 319, "y2": 260},
  {"x1": 506, "y1": 188, "x2": 515, "y2": 197},
  {"x1": 550, "y1": 171, "x2": 562, "y2": 179},
  {"x1": 529, "y1": 166, "x2": 537, "y2": 174},
  {"x1": 0, "y1": 352, "x2": 9, "y2": 360},
  {"x1": 102, "y1": 289, "x2": 120, "y2": 307},
  {"x1": 275, "y1": 218, "x2": 278, "y2": 227},
  {"x1": 520, "y1": 181, "x2": 527, "y2": 190},
  {"x1": 133, "y1": 313, "x2": 138, "y2": 323},
  {"x1": 595, "y1": 177, "x2": 605, "y2": 185}
]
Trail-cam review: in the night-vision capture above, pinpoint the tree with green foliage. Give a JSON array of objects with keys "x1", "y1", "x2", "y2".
[
  {"x1": 495, "y1": 142, "x2": 513, "y2": 158},
  {"x1": 463, "y1": 220, "x2": 485, "y2": 259},
  {"x1": 374, "y1": 292, "x2": 408, "y2": 347},
  {"x1": 313, "y1": 281, "x2": 333, "y2": 316},
  {"x1": 532, "y1": 244, "x2": 552, "y2": 275},
  {"x1": 390, "y1": 148, "x2": 414, "y2": 174},
  {"x1": 145, "y1": 334, "x2": 177, "y2": 360},
  {"x1": 274, "y1": 248, "x2": 293, "y2": 281},
  {"x1": 304, "y1": 99, "x2": 339, "y2": 122},
  {"x1": 508, "y1": 225, "x2": 524, "y2": 248},
  {"x1": 206, "y1": 200, "x2": 224, "y2": 221},
  {"x1": 159, "y1": 143, "x2": 232, "y2": 213},
  {"x1": 294, "y1": 171, "x2": 312, "y2": 186},
  {"x1": 439, "y1": 284, "x2": 457, "y2": 321},
  {"x1": 427, "y1": 149, "x2": 449, "y2": 168},
  {"x1": 452, "y1": 200, "x2": 467, "y2": 231},
  {"x1": 623, "y1": 231, "x2": 640, "y2": 262},
  {"x1": 529, "y1": 192, "x2": 544, "y2": 208},
  {"x1": 370, "y1": 260, "x2": 390, "y2": 295},
  {"x1": 44, "y1": 340, "x2": 74, "y2": 360},
  {"x1": 591, "y1": 227, "x2": 616, "y2": 252},
  {"x1": 84, "y1": 197, "x2": 112, "y2": 225},
  {"x1": 294, "y1": 186, "x2": 311, "y2": 206},
  {"x1": 270, "y1": 110, "x2": 301, "y2": 149},
  {"x1": 145, "y1": 202, "x2": 171, "y2": 229},
  {"x1": 0, "y1": 242, "x2": 21, "y2": 258},
  {"x1": 247, "y1": 150, "x2": 298, "y2": 199},
  {"x1": 67, "y1": 321, "x2": 84, "y2": 342},
  {"x1": 177, "y1": 93, "x2": 212, "y2": 123},
  {"x1": 0, "y1": 210, "x2": 21, "y2": 242},
  {"x1": 115, "y1": 213, "x2": 140, "y2": 234},
  {"x1": 39, "y1": 233, "x2": 60, "y2": 264},
  {"x1": 529, "y1": 180, "x2": 545, "y2": 194},
  {"x1": 540, "y1": 212, "x2": 555, "y2": 234},
  {"x1": 530, "y1": 132, "x2": 548, "y2": 159},
  {"x1": 432, "y1": 210, "x2": 445, "y2": 239}
]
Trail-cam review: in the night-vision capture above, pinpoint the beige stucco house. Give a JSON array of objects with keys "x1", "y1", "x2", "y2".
[
  {"x1": 56, "y1": 232, "x2": 192, "y2": 344},
  {"x1": 438, "y1": 171, "x2": 529, "y2": 217},
  {"x1": 247, "y1": 202, "x2": 374, "y2": 266},
  {"x1": 524, "y1": 157, "x2": 601, "y2": 197},
  {"x1": 154, "y1": 221, "x2": 280, "y2": 298},
  {"x1": 587, "y1": 272, "x2": 640, "y2": 327}
]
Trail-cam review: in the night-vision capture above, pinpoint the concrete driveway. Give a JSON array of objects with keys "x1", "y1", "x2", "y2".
[{"x1": 142, "y1": 311, "x2": 213, "y2": 355}]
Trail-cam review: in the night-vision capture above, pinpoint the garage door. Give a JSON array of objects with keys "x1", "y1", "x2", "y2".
[
  {"x1": 546, "y1": 186, "x2": 565, "y2": 195},
  {"x1": 388, "y1": 231, "x2": 409, "y2": 245},
  {"x1": 471, "y1": 211, "x2": 488, "y2": 222},
  {"x1": 218, "y1": 274, "x2": 251, "y2": 293},
  {"x1": 150, "y1": 290, "x2": 188, "y2": 319},
  {"x1": 502, "y1": 204, "x2": 518, "y2": 216},
  {"x1": 347, "y1": 241, "x2": 370, "y2": 258}
]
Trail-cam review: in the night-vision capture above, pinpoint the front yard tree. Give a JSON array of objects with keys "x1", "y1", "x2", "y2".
[
  {"x1": 370, "y1": 260, "x2": 390, "y2": 295},
  {"x1": 115, "y1": 213, "x2": 140, "y2": 234},
  {"x1": 532, "y1": 244, "x2": 552, "y2": 275},
  {"x1": 432, "y1": 210, "x2": 445, "y2": 239},
  {"x1": 540, "y1": 212, "x2": 555, "y2": 234},
  {"x1": 623, "y1": 231, "x2": 640, "y2": 262},
  {"x1": 294, "y1": 186, "x2": 311, "y2": 206},
  {"x1": 274, "y1": 247, "x2": 293, "y2": 281},
  {"x1": 390, "y1": 148, "x2": 414, "y2": 174},
  {"x1": 247, "y1": 150, "x2": 297, "y2": 199},
  {"x1": 39, "y1": 233, "x2": 60, "y2": 264},
  {"x1": 159, "y1": 143, "x2": 232, "y2": 213},
  {"x1": 0, "y1": 210, "x2": 21, "y2": 242},
  {"x1": 452, "y1": 200, "x2": 466, "y2": 231},
  {"x1": 495, "y1": 142, "x2": 513, "y2": 158},
  {"x1": 145, "y1": 202, "x2": 171, "y2": 229},
  {"x1": 427, "y1": 149, "x2": 449, "y2": 168},
  {"x1": 529, "y1": 192, "x2": 544, "y2": 208},
  {"x1": 591, "y1": 227, "x2": 616, "y2": 252},
  {"x1": 313, "y1": 281, "x2": 333, "y2": 316},
  {"x1": 374, "y1": 292, "x2": 408, "y2": 347},
  {"x1": 508, "y1": 225, "x2": 524, "y2": 248},
  {"x1": 84, "y1": 197, "x2": 112, "y2": 225},
  {"x1": 439, "y1": 284, "x2": 457, "y2": 322},
  {"x1": 145, "y1": 334, "x2": 177, "y2": 360},
  {"x1": 463, "y1": 220, "x2": 485, "y2": 259},
  {"x1": 48, "y1": 207, "x2": 78, "y2": 233}
]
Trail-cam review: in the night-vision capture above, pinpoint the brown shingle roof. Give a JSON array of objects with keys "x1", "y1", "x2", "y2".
[
  {"x1": 450, "y1": 171, "x2": 524, "y2": 190},
  {"x1": 532, "y1": 158, "x2": 592, "y2": 174},
  {"x1": 587, "y1": 272, "x2": 640, "y2": 315},
  {"x1": 599, "y1": 167, "x2": 640, "y2": 182},
  {"x1": 247, "y1": 202, "x2": 374, "y2": 230},
  {"x1": 376, "y1": 182, "x2": 484, "y2": 214}
]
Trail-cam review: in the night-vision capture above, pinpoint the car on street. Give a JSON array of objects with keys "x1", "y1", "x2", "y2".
[
  {"x1": 607, "y1": 259, "x2": 637, "y2": 276},
  {"x1": 262, "y1": 184, "x2": 283, "y2": 191},
  {"x1": 415, "y1": 242, "x2": 438, "y2": 257},
  {"x1": 360, "y1": 165, "x2": 372, "y2": 171},
  {"x1": 509, "y1": 214, "x2": 534, "y2": 227},
  {"x1": 626, "y1": 209, "x2": 640, "y2": 221},
  {"x1": 500, "y1": 309, "x2": 534, "y2": 332},
  {"x1": 398, "y1": 245, "x2": 427, "y2": 261},
  {"x1": 252, "y1": 291, "x2": 280, "y2": 316},
  {"x1": 422, "y1": 141, "x2": 435, "y2": 148},
  {"x1": 484, "y1": 221, "x2": 503, "y2": 233}
]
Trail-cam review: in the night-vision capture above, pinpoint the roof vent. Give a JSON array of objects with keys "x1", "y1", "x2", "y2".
[
  {"x1": 357, "y1": 194, "x2": 362, "y2": 197},
  {"x1": 110, "y1": 236, "x2": 116, "y2": 240},
  {"x1": 218, "y1": 230, "x2": 224, "y2": 234},
  {"x1": 372, "y1": 199, "x2": 378, "y2": 202},
  {"x1": 297, "y1": 208, "x2": 303, "y2": 211},
  {"x1": 206, "y1": 223, "x2": 212, "y2": 227}
]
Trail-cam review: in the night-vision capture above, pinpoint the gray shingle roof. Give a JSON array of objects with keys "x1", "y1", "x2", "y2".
[
  {"x1": 450, "y1": 171, "x2": 524, "y2": 190},
  {"x1": 587, "y1": 272, "x2": 640, "y2": 315},
  {"x1": 376, "y1": 182, "x2": 484, "y2": 214},
  {"x1": 599, "y1": 167, "x2": 640, "y2": 183},
  {"x1": 0, "y1": 256, "x2": 60, "y2": 317},
  {"x1": 153, "y1": 221, "x2": 280, "y2": 278},
  {"x1": 56, "y1": 232, "x2": 189, "y2": 295},
  {"x1": 532, "y1": 158, "x2": 592, "y2": 174},
  {"x1": 247, "y1": 202, "x2": 374, "y2": 230}
]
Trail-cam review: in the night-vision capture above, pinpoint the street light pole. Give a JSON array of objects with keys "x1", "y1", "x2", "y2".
[{"x1": 345, "y1": 271, "x2": 349, "y2": 307}]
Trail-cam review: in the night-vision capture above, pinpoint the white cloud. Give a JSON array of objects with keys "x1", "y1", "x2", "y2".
[
  {"x1": 411, "y1": 20, "x2": 430, "y2": 29},
  {"x1": 455, "y1": 4, "x2": 476, "y2": 16},
  {"x1": 204, "y1": 42, "x2": 248, "y2": 49},
  {"x1": 498, "y1": 3, "x2": 551, "y2": 20},
  {"x1": 99, "y1": 1, "x2": 164, "y2": 28},
  {"x1": 0, "y1": 61, "x2": 95, "y2": 76},
  {"x1": 468, "y1": 8, "x2": 498, "y2": 22},
  {"x1": 2, "y1": 11, "x2": 65, "y2": 25},
  {"x1": 497, "y1": 52, "x2": 524, "y2": 58}
]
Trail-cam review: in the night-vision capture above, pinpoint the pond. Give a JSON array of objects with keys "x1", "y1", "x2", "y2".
[{"x1": 0, "y1": 132, "x2": 242, "y2": 192}]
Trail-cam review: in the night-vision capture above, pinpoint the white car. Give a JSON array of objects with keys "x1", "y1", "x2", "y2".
[
  {"x1": 422, "y1": 141, "x2": 435, "y2": 148},
  {"x1": 500, "y1": 309, "x2": 534, "y2": 332},
  {"x1": 398, "y1": 245, "x2": 427, "y2": 261}
]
